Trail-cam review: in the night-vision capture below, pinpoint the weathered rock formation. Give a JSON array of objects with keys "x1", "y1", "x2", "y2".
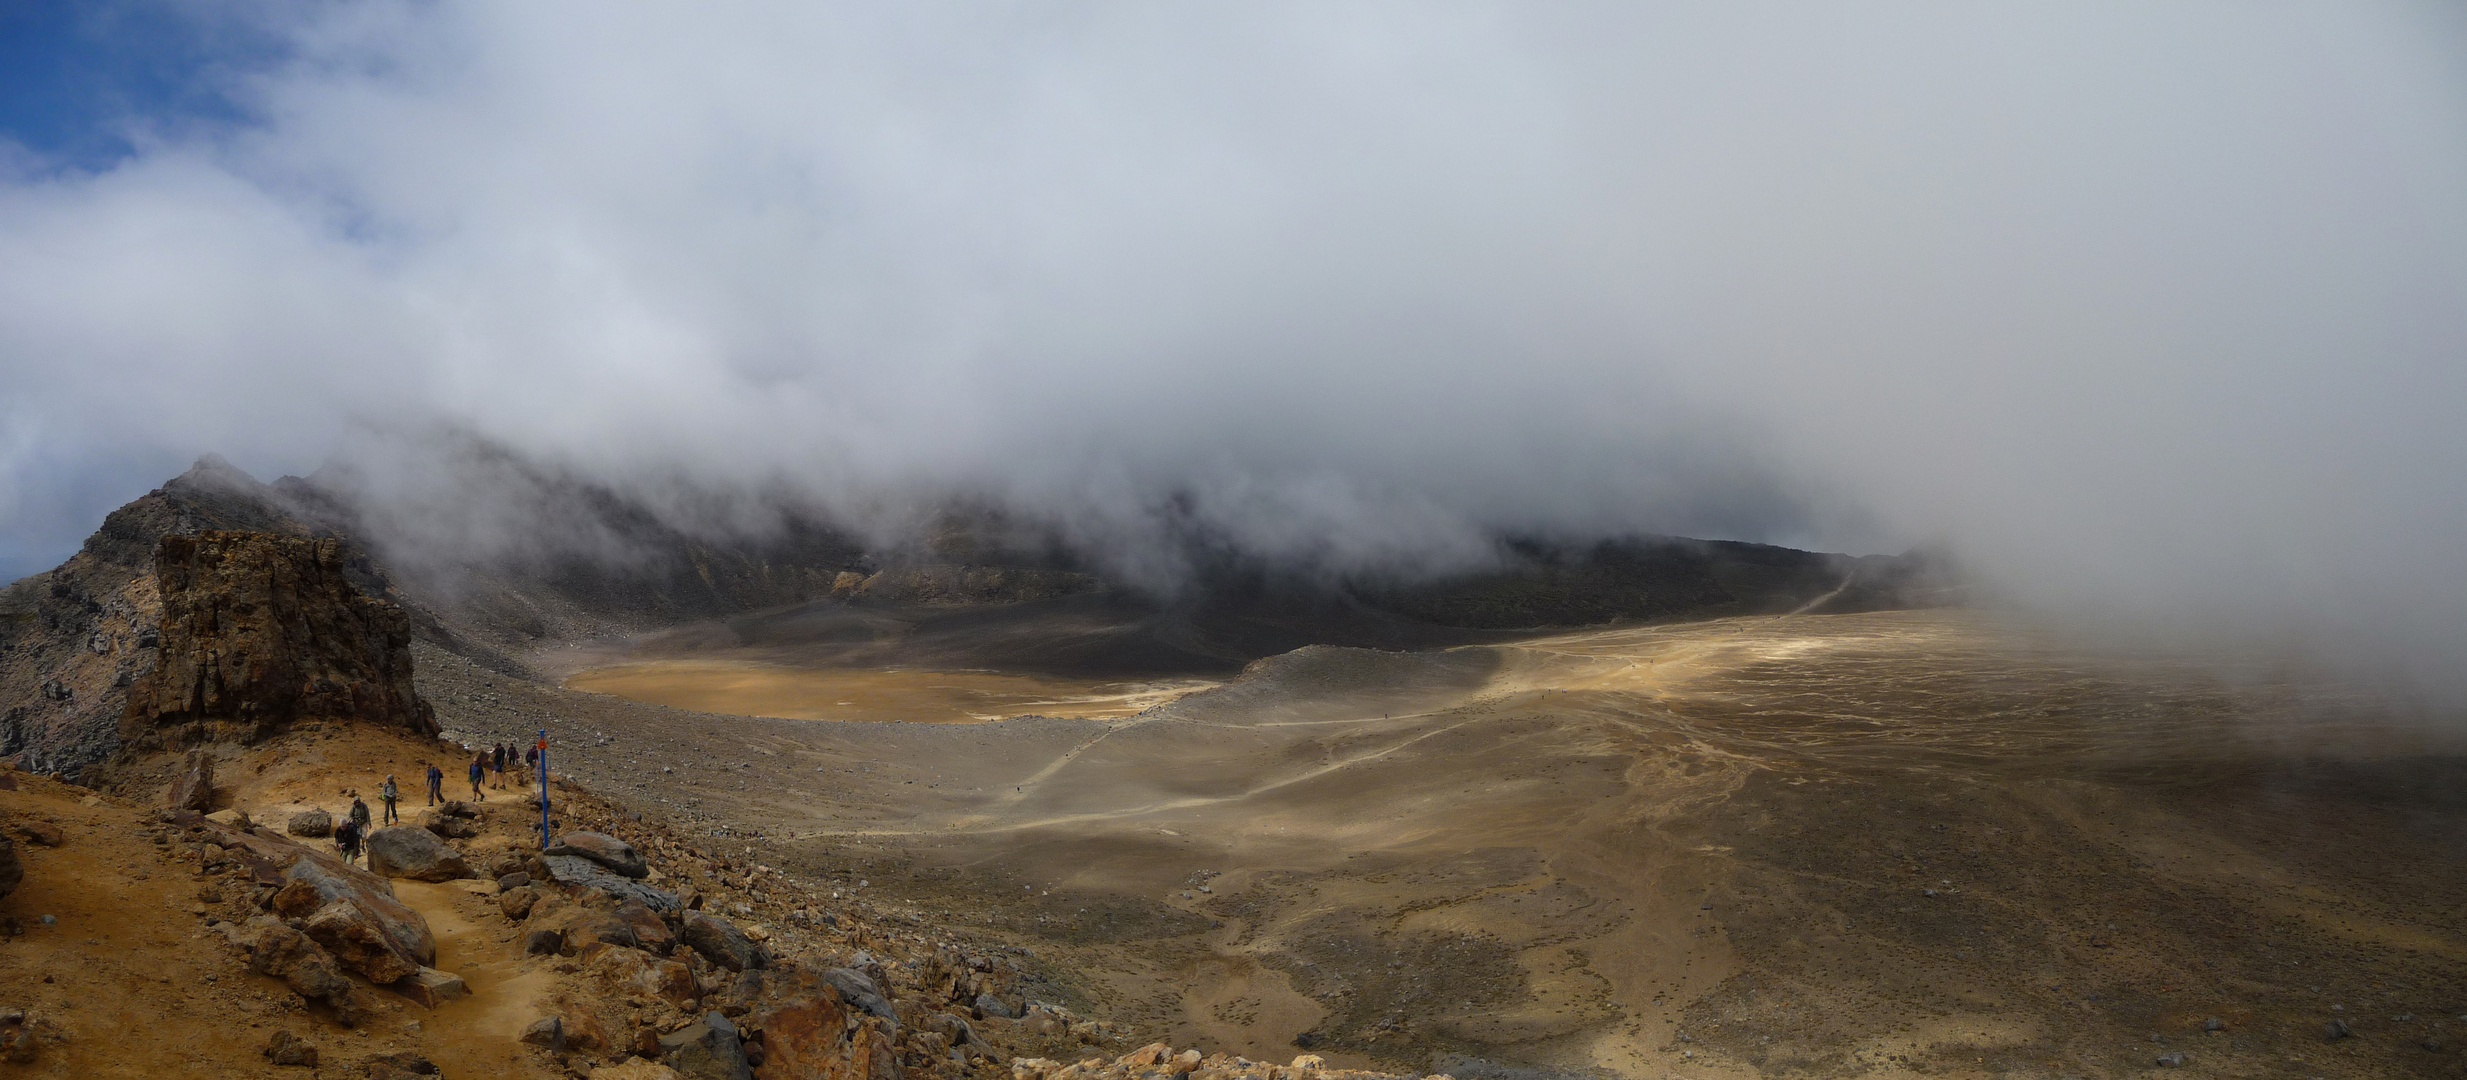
[{"x1": 122, "y1": 531, "x2": 437, "y2": 749}]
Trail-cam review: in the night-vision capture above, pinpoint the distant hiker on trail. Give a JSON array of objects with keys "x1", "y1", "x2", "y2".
[
  {"x1": 349, "y1": 794, "x2": 372, "y2": 835},
  {"x1": 379, "y1": 775, "x2": 400, "y2": 824},
  {"x1": 493, "y1": 742, "x2": 508, "y2": 789},
  {"x1": 525, "y1": 744, "x2": 540, "y2": 784},
  {"x1": 425, "y1": 762, "x2": 444, "y2": 806},
  {"x1": 334, "y1": 816, "x2": 362, "y2": 864},
  {"x1": 469, "y1": 753, "x2": 488, "y2": 800}
]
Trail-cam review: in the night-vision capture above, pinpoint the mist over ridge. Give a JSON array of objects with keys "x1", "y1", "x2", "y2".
[{"x1": 3, "y1": 2, "x2": 2465, "y2": 698}]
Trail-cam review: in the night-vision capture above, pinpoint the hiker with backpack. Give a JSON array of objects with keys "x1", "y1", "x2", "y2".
[
  {"x1": 469, "y1": 753, "x2": 488, "y2": 801},
  {"x1": 334, "y1": 816, "x2": 363, "y2": 865},
  {"x1": 379, "y1": 775, "x2": 400, "y2": 824}
]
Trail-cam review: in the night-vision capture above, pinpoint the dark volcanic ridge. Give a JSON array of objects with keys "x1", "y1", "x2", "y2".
[{"x1": 0, "y1": 454, "x2": 1950, "y2": 776}]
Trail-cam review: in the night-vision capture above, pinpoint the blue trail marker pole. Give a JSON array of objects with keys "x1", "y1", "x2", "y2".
[{"x1": 537, "y1": 728, "x2": 551, "y2": 850}]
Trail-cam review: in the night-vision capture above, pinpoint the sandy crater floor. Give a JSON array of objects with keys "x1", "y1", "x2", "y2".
[{"x1": 447, "y1": 608, "x2": 2467, "y2": 1079}]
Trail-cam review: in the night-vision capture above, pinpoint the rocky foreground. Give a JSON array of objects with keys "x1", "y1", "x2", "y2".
[{"x1": 0, "y1": 723, "x2": 1453, "y2": 1080}]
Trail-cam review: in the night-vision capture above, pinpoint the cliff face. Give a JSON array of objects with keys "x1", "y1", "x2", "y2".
[
  {"x1": 122, "y1": 532, "x2": 436, "y2": 748},
  {"x1": 0, "y1": 458, "x2": 316, "y2": 775}
]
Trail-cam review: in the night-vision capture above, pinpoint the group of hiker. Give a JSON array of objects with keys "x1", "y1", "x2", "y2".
[{"x1": 328, "y1": 738, "x2": 546, "y2": 866}]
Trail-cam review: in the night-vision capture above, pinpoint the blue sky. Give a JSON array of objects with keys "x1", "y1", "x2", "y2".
[{"x1": 0, "y1": 2, "x2": 281, "y2": 172}]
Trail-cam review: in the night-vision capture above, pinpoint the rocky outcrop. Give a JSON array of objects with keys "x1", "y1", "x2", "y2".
[
  {"x1": 287, "y1": 808, "x2": 333, "y2": 837},
  {"x1": 542, "y1": 853, "x2": 680, "y2": 911},
  {"x1": 122, "y1": 532, "x2": 437, "y2": 748},
  {"x1": 363, "y1": 825, "x2": 470, "y2": 882}
]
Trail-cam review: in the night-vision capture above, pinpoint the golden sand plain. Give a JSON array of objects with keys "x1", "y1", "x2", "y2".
[{"x1": 564, "y1": 659, "x2": 1211, "y2": 723}]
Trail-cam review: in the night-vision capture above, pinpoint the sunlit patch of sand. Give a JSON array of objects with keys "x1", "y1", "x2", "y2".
[{"x1": 563, "y1": 658, "x2": 1212, "y2": 723}]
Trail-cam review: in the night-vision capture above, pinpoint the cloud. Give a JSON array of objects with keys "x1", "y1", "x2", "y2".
[{"x1": 3, "y1": 2, "x2": 2465, "y2": 693}]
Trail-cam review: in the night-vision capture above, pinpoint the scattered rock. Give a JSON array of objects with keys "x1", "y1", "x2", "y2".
[
  {"x1": 520, "y1": 1015, "x2": 567, "y2": 1051},
  {"x1": 1292, "y1": 1054, "x2": 1327, "y2": 1070},
  {"x1": 592, "y1": 1061, "x2": 684, "y2": 1080},
  {"x1": 395, "y1": 967, "x2": 470, "y2": 1008},
  {"x1": 416, "y1": 809, "x2": 480, "y2": 840},
  {"x1": 2155, "y1": 1051, "x2": 2188, "y2": 1067},
  {"x1": 660, "y1": 1010, "x2": 755, "y2": 1080},
  {"x1": 362, "y1": 1050, "x2": 440, "y2": 1080},
  {"x1": 234, "y1": 915, "x2": 370, "y2": 1023},
  {"x1": 588, "y1": 946, "x2": 698, "y2": 1006},
  {"x1": 164, "y1": 750, "x2": 214, "y2": 812},
  {"x1": 822, "y1": 968, "x2": 899, "y2": 1028},
  {"x1": 204, "y1": 808, "x2": 251, "y2": 830},
  {"x1": 975, "y1": 993, "x2": 1017, "y2": 1019},
  {"x1": 438, "y1": 799, "x2": 480, "y2": 819},
  {"x1": 364, "y1": 825, "x2": 471, "y2": 882},
  {"x1": 546, "y1": 831, "x2": 650, "y2": 879},
  {"x1": 500, "y1": 885, "x2": 540, "y2": 920},
  {"x1": 2326, "y1": 1018, "x2": 2354, "y2": 1040},
  {"x1": 2202, "y1": 1017, "x2": 2224, "y2": 1031},
  {"x1": 497, "y1": 871, "x2": 531, "y2": 892},
  {"x1": 524, "y1": 928, "x2": 565, "y2": 956},
  {"x1": 263, "y1": 1029, "x2": 318, "y2": 1067},
  {"x1": 682, "y1": 911, "x2": 766, "y2": 972},
  {"x1": 12, "y1": 821, "x2": 62, "y2": 847},
  {"x1": 286, "y1": 809, "x2": 332, "y2": 838}
]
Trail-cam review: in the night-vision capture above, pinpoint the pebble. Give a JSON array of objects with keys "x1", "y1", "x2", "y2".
[
  {"x1": 2202, "y1": 1017, "x2": 2223, "y2": 1031},
  {"x1": 36, "y1": 916, "x2": 53, "y2": 926},
  {"x1": 2155, "y1": 1051, "x2": 2189, "y2": 1067},
  {"x1": 2324, "y1": 1019, "x2": 2353, "y2": 1041}
]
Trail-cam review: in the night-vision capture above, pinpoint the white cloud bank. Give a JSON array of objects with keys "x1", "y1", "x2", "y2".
[{"x1": 3, "y1": 2, "x2": 2465, "y2": 695}]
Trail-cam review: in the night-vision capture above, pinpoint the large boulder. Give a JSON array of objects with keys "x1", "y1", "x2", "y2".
[
  {"x1": 680, "y1": 911, "x2": 766, "y2": 972},
  {"x1": 364, "y1": 826, "x2": 470, "y2": 882},
  {"x1": 286, "y1": 808, "x2": 333, "y2": 838},
  {"x1": 541, "y1": 854, "x2": 678, "y2": 911},
  {"x1": 660, "y1": 1011, "x2": 753, "y2": 1080},
  {"x1": 121, "y1": 531, "x2": 438, "y2": 748},
  {"x1": 273, "y1": 857, "x2": 435, "y2": 965},
  {"x1": 304, "y1": 899, "x2": 423, "y2": 983},
  {"x1": 545, "y1": 831, "x2": 648, "y2": 878},
  {"x1": 164, "y1": 750, "x2": 215, "y2": 811}
]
